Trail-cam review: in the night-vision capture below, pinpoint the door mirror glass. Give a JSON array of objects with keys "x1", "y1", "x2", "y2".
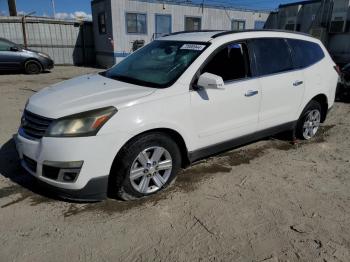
[{"x1": 197, "y1": 72, "x2": 225, "y2": 89}]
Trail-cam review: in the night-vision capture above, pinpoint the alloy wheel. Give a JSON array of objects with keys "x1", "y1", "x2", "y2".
[
  {"x1": 303, "y1": 109, "x2": 321, "y2": 139},
  {"x1": 129, "y1": 146, "x2": 173, "y2": 194}
]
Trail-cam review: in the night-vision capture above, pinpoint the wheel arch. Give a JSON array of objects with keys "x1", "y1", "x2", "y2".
[
  {"x1": 310, "y1": 94, "x2": 328, "y2": 122},
  {"x1": 111, "y1": 128, "x2": 191, "y2": 172},
  {"x1": 23, "y1": 58, "x2": 43, "y2": 71}
]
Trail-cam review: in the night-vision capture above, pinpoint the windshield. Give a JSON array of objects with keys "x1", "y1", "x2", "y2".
[{"x1": 103, "y1": 41, "x2": 209, "y2": 88}]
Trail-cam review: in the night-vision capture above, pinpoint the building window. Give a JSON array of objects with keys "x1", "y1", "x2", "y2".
[
  {"x1": 185, "y1": 17, "x2": 201, "y2": 31},
  {"x1": 126, "y1": 13, "x2": 147, "y2": 34},
  {"x1": 254, "y1": 20, "x2": 265, "y2": 29},
  {"x1": 98, "y1": 12, "x2": 106, "y2": 34},
  {"x1": 285, "y1": 23, "x2": 295, "y2": 31},
  {"x1": 231, "y1": 20, "x2": 246, "y2": 31}
]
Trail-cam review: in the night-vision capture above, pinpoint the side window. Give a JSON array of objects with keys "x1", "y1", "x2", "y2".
[
  {"x1": 253, "y1": 38, "x2": 293, "y2": 76},
  {"x1": 0, "y1": 40, "x2": 12, "y2": 51},
  {"x1": 202, "y1": 43, "x2": 251, "y2": 82},
  {"x1": 185, "y1": 17, "x2": 201, "y2": 31},
  {"x1": 126, "y1": 13, "x2": 147, "y2": 34},
  {"x1": 287, "y1": 39, "x2": 325, "y2": 68},
  {"x1": 98, "y1": 12, "x2": 106, "y2": 34}
]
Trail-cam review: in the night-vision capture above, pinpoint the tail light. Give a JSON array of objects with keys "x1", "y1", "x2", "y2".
[{"x1": 334, "y1": 65, "x2": 341, "y2": 76}]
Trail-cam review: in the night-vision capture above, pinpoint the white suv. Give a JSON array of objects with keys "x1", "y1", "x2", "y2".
[{"x1": 15, "y1": 30, "x2": 338, "y2": 201}]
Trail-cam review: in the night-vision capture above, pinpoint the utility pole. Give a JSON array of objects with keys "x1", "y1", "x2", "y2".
[
  {"x1": 51, "y1": 0, "x2": 56, "y2": 18},
  {"x1": 8, "y1": 0, "x2": 17, "y2": 16}
]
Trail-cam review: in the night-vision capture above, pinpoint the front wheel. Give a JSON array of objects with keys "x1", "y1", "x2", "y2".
[
  {"x1": 25, "y1": 61, "x2": 42, "y2": 74},
  {"x1": 296, "y1": 100, "x2": 322, "y2": 140},
  {"x1": 111, "y1": 133, "x2": 181, "y2": 200}
]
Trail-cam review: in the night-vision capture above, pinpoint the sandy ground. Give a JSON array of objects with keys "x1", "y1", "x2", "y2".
[{"x1": 0, "y1": 66, "x2": 350, "y2": 262}]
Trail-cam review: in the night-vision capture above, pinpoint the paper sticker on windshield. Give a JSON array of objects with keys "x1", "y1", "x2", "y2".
[{"x1": 180, "y1": 44, "x2": 206, "y2": 51}]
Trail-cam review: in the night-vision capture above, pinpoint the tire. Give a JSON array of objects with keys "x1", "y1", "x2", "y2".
[
  {"x1": 25, "y1": 60, "x2": 42, "y2": 74},
  {"x1": 110, "y1": 132, "x2": 181, "y2": 200},
  {"x1": 296, "y1": 100, "x2": 322, "y2": 140}
]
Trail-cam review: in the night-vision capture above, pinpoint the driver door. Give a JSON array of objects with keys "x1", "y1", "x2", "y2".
[{"x1": 190, "y1": 42, "x2": 261, "y2": 149}]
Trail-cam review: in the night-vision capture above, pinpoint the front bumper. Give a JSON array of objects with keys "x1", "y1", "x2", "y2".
[
  {"x1": 14, "y1": 130, "x2": 129, "y2": 201},
  {"x1": 41, "y1": 58, "x2": 54, "y2": 70}
]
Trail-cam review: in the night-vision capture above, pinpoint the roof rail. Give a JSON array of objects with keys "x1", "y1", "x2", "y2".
[
  {"x1": 212, "y1": 29, "x2": 312, "y2": 38},
  {"x1": 163, "y1": 30, "x2": 223, "y2": 37}
]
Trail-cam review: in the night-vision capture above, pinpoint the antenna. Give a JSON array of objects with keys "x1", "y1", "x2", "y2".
[{"x1": 51, "y1": 0, "x2": 56, "y2": 18}]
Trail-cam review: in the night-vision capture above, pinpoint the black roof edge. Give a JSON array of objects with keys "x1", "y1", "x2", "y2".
[
  {"x1": 212, "y1": 29, "x2": 312, "y2": 38},
  {"x1": 279, "y1": 0, "x2": 321, "y2": 8},
  {"x1": 163, "y1": 30, "x2": 223, "y2": 37}
]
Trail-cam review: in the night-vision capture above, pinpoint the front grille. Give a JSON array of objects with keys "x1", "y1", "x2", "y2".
[
  {"x1": 21, "y1": 110, "x2": 53, "y2": 140},
  {"x1": 23, "y1": 155, "x2": 37, "y2": 173}
]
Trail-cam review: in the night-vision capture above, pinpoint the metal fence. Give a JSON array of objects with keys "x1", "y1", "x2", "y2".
[{"x1": 0, "y1": 16, "x2": 95, "y2": 65}]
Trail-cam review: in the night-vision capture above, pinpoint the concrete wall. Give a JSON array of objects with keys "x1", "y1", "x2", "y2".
[
  {"x1": 0, "y1": 16, "x2": 95, "y2": 65},
  {"x1": 92, "y1": 0, "x2": 269, "y2": 67}
]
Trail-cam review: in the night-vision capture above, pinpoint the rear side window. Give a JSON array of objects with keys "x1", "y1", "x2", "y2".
[
  {"x1": 287, "y1": 39, "x2": 325, "y2": 68},
  {"x1": 253, "y1": 38, "x2": 293, "y2": 76}
]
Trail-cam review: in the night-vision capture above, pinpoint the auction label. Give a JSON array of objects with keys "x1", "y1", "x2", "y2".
[{"x1": 180, "y1": 44, "x2": 206, "y2": 51}]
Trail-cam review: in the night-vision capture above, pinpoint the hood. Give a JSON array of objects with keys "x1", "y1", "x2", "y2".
[{"x1": 26, "y1": 73, "x2": 156, "y2": 119}]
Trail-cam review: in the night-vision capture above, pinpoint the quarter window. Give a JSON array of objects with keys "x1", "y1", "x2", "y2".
[
  {"x1": 231, "y1": 20, "x2": 246, "y2": 31},
  {"x1": 185, "y1": 17, "x2": 201, "y2": 31},
  {"x1": 287, "y1": 39, "x2": 325, "y2": 68},
  {"x1": 98, "y1": 12, "x2": 106, "y2": 34},
  {"x1": 253, "y1": 38, "x2": 293, "y2": 76},
  {"x1": 126, "y1": 13, "x2": 147, "y2": 34},
  {"x1": 202, "y1": 43, "x2": 251, "y2": 81}
]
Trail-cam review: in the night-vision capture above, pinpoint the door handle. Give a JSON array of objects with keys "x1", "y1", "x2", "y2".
[
  {"x1": 293, "y1": 80, "x2": 303, "y2": 87},
  {"x1": 245, "y1": 90, "x2": 259, "y2": 97}
]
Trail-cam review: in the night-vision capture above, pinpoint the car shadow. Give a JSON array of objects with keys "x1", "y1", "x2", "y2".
[
  {"x1": 336, "y1": 85, "x2": 350, "y2": 103},
  {"x1": 0, "y1": 70, "x2": 51, "y2": 75},
  {"x1": 0, "y1": 137, "x2": 60, "y2": 201}
]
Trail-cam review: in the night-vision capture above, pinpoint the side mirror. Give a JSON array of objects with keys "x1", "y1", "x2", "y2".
[
  {"x1": 10, "y1": 46, "x2": 19, "y2": 52},
  {"x1": 197, "y1": 72, "x2": 225, "y2": 90}
]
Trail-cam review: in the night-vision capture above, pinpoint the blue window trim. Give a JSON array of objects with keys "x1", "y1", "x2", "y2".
[
  {"x1": 125, "y1": 12, "x2": 148, "y2": 35},
  {"x1": 184, "y1": 16, "x2": 202, "y2": 31},
  {"x1": 154, "y1": 13, "x2": 172, "y2": 38}
]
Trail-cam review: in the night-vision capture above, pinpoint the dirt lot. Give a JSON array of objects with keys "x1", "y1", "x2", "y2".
[{"x1": 0, "y1": 66, "x2": 350, "y2": 262}]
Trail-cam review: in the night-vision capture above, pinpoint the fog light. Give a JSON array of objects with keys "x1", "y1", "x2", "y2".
[
  {"x1": 62, "y1": 171, "x2": 78, "y2": 182},
  {"x1": 42, "y1": 160, "x2": 83, "y2": 183}
]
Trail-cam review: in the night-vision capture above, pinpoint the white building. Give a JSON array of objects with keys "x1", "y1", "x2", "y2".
[{"x1": 91, "y1": 0, "x2": 269, "y2": 67}]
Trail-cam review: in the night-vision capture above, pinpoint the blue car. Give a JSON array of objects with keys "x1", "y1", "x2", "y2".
[{"x1": 0, "y1": 37, "x2": 54, "y2": 74}]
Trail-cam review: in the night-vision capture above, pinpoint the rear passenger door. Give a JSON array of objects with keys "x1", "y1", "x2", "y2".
[{"x1": 252, "y1": 38, "x2": 305, "y2": 130}]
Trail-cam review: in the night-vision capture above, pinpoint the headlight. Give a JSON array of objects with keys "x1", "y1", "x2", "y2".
[
  {"x1": 46, "y1": 107, "x2": 117, "y2": 137},
  {"x1": 38, "y1": 52, "x2": 50, "y2": 59}
]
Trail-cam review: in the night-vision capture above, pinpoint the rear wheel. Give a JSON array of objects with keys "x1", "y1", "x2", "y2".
[
  {"x1": 25, "y1": 61, "x2": 42, "y2": 74},
  {"x1": 110, "y1": 133, "x2": 181, "y2": 200},
  {"x1": 296, "y1": 100, "x2": 322, "y2": 140}
]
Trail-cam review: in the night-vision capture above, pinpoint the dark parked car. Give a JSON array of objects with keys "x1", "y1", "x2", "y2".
[
  {"x1": 0, "y1": 37, "x2": 54, "y2": 74},
  {"x1": 341, "y1": 63, "x2": 350, "y2": 88}
]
